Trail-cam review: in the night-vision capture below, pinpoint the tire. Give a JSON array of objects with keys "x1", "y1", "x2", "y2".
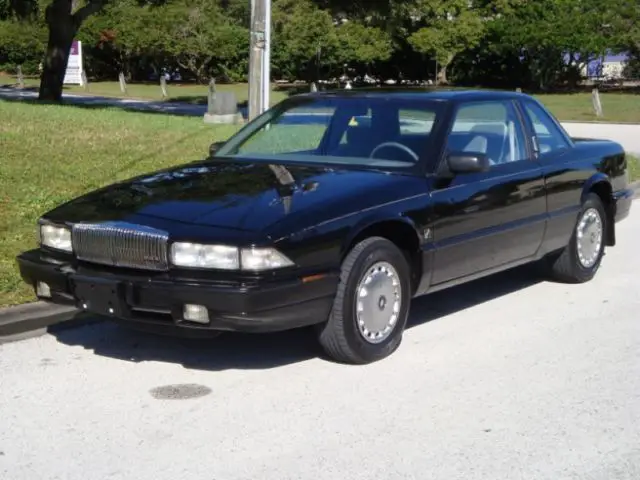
[
  {"x1": 547, "y1": 193, "x2": 607, "y2": 283},
  {"x1": 317, "y1": 236, "x2": 412, "y2": 364}
]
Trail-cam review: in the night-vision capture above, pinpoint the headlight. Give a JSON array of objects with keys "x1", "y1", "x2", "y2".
[
  {"x1": 39, "y1": 224, "x2": 73, "y2": 252},
  {"x1": 171, "y1": 243, "x2": 240, "y2": 270},
  {"x1": 170, "y1": 243, "x2": 294, "y2": 271}
]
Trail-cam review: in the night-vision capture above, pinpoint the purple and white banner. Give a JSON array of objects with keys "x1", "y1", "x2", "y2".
[{"x1": 63, "y1": 40, "x2": 84, "y2": 85}]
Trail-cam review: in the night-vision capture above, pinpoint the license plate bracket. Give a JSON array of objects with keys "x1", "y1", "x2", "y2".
[{"x1": 72, "y1": 275, "x2": 128, "y2": 317}]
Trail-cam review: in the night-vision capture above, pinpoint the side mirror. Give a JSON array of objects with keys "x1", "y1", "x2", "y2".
[
  {"x1": 209, "y1": 141, "x2": 224, "y2": 156},
  {"x1": 446, "y1": 152, "x2": 490, "y2": 174}
]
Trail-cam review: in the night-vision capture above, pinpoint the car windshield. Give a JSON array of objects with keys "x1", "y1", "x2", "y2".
[{"x1": 216, "y1": 95, "x2": 444, "y2": 170}]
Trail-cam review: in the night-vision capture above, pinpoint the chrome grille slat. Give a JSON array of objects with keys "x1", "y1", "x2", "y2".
[{"x1": 71, "y1": 222, "x2": 169, "y2": 271}]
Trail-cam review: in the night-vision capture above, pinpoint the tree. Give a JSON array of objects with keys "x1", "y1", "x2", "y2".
[
  {"x1": 489, "y1": 0, "x2": 626, "y2": 89},
  {"x1": 271, "y1": 0, "x2": 336, "y2": 81},
  {"x1": 39, "y1": 0, "x2": 108, "y2": 101},
  {"x1": 161, "y1": 0, "x2": 248, "y2": 82},
  {"x1": 334, "y1": 21, "x2": 393, "y2": 73},
  {"x1": 78, "y1": 0, "x2": 151, "y2": 80},
  {"x1": 0, "y1": 0, "x2": 46, "y2": 74},
  {"x1": 408, "y1": 0, "x2": 485, "y2": 84}
]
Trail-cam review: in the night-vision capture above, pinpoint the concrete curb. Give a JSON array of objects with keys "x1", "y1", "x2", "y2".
[{"x1": 0, "y1": 301, "x2": 95, "y2": 345}]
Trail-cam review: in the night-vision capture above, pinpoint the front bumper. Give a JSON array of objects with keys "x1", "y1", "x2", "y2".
[{"x1": 16, "y1": 250, "x2": 338, "y2": 334}]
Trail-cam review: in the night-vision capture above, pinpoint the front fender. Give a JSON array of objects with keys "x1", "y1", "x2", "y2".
[
  {"x1": 340, "y1": 213, "x2": 424, "y2": 256},
  {"x1": 581, "y1": 172, "x2": 616, "y2": 245},
  {"x1": 581, "y1": 172, "x2": 611, "y2": 204}
]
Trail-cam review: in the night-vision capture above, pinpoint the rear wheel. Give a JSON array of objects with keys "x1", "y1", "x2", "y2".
[
  {"x1": 317, "y1": 237, "x2": 412, "y2": 364},
  {"x1": 546, "y1": 193, "x2": 607, "y2": 283}
]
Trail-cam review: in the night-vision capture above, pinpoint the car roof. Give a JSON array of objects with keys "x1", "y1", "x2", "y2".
[{"x1": 296, "y1": 87, "x2": 531, "y2": 103}]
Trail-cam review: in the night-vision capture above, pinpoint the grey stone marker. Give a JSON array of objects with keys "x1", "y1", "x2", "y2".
[
  {"x1": 207, "y1": 78, "x2": 216, "y2": 114},
  {"x1": 81, "y1": 71, "x2": 88, "y2": 91},
  {"x1": 310, "y1": 82, "x2": 318, "y2": 92},
  {"x1": 203, "y1": 91, "x2": 244, "y2": 124}
]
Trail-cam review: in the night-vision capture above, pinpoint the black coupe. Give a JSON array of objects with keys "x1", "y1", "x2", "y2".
[{"x1": 17, "y1": 89, "x2": 634, "y2": 364}]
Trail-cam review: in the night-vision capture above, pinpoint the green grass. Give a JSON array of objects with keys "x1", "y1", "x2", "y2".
[
  {"x1": 0, "y1": 100, "x2": 241, "y2": 306},
  {"x1": 0, "y1": 100, "x2": 639, "y2": 307},
  {"x1": 628, "y1": 155, "x2": 640, "y2": 182},
  {"x1": 536, "y1": 93, "x2": 640, "y2": 123},
  {"x1": 3, "y1": 74, "x2": 640, "y2": 122}
]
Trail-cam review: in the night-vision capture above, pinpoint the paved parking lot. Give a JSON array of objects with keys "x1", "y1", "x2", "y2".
[
  {"x1": 562, "y1": 122, "x2": 640, "y2": 155},
  {"x1": 1, "y1": 209, "x2": 639, "y2": 480}
]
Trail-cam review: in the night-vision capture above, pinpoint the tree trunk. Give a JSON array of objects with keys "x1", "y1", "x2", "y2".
[
  {"x1": 436, "y1": 64, "x2": 448, "y2": 84},
  {"x1": 436, "y1": 54, "x2": 454, "y2": 85},
  {"x1": 39, "y1": 1, "x2": 77, "y2": 101},
  {"x1": 38, "y1": 0, "x2": 106, "y2": 102}
]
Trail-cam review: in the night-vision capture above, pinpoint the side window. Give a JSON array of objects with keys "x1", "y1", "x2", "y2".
[
  {"x1": 399, "y1": 109, "x2": 435, "y2": 135},
  {"x1": 447, "y1": 101, "x2": 528, "y2": 166},
  {"x1": 522, "y1": 101, "x2": 570, "y2": 155}
]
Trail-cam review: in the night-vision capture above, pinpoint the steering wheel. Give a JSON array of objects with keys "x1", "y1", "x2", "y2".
[{"x1": 369, "y1": 141, "x2": 419, "y2": 162}]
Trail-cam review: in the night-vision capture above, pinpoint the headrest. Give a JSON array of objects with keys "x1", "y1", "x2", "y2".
[
  {"x1": 463, "y1": 135, "x2": 488, "y2": 154},
  {"x1": 470, "y1": 123, "x2": 508, "y2": 136},
  {"x1": 346, "y1": 125, "x2": 372, "y2": 145}
]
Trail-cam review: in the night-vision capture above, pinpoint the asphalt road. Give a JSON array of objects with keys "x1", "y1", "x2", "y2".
[{"x1": 1, "y1": 208, "x2": 639, "y2": 480}]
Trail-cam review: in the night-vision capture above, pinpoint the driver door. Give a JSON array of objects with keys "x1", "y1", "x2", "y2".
[{"x1": 429, "y1": 99, "x2": 546, "y2": 284}]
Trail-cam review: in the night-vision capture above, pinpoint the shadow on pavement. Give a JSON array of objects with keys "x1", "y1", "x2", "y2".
[
  {"x1": 406, "y1": 264, "x2": 542, "y2": 329},
  {"x1": 50, "y1": 264, "x2": 542, "y2": 371},
  {"x1": 51, "y1": 320, "x2": 322, "y2": 371}
]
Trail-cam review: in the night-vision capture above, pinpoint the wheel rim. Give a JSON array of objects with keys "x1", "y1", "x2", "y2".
[
  {"x1": 355, "y1": 261, "x2": 403, "y2": 344},
  {"x1": 576, "y1": 207, "x2": 603, "y2": 268}
]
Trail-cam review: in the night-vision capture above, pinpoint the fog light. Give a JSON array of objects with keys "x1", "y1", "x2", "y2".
[
  {"x1": 183, "y1": 304, "x2": 210, "y2": 324},
  {"x1": 36, "y1": 281, "x2": 51, "y2": 298}
]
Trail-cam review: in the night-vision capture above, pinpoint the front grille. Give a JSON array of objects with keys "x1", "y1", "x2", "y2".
[{"x1": 71, "y1": 222, "x2": 170, "y2": 271}]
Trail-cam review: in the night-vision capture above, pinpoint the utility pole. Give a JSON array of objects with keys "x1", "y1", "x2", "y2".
[
  {"x1": 262, "y1": 0, "x2": 271, "y2": 113},
  {"x1": 248, "y1": 0, "x2": 270, "y2": 121}
]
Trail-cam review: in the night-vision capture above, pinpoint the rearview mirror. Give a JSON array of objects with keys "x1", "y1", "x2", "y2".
[
  {"x1": 446, "y1": 152, "x2": 490, "y2": 174},
  {"x1": 209, "y1": 141, "x2": 224, "y2": 156}
]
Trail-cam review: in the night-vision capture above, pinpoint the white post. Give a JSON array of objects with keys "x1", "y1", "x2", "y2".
[
  {"x1": 118, "y1": 72, "x2": 127, "y2": 95},
  {"x1": 16, "y1": 65, "x2": 24, "y2": 89},
  {"x1": 160, "y1": 76, "x2": 168, "y2": 99},
  {"x1": 261, "y1": 0, "x2": 271, "y2": 113},
  {"x1": 248, "y1": 0, "x2": 266, "y2": 121},
  {"x1": 592, "y1": 88, "x2": 603, "y2": 117}
]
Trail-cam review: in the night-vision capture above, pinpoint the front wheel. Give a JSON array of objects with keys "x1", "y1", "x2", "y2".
[
  {"x1": 317, "y1": 237, "x2": 412, "y2": 364},
  {"x1": 546, "y1": 193, "x2": 607, "y2": 283}
]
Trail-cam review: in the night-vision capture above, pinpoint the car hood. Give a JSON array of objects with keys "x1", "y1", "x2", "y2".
[{"x1": 43, "y1": 158, "x2": 423, "y2": 233}]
